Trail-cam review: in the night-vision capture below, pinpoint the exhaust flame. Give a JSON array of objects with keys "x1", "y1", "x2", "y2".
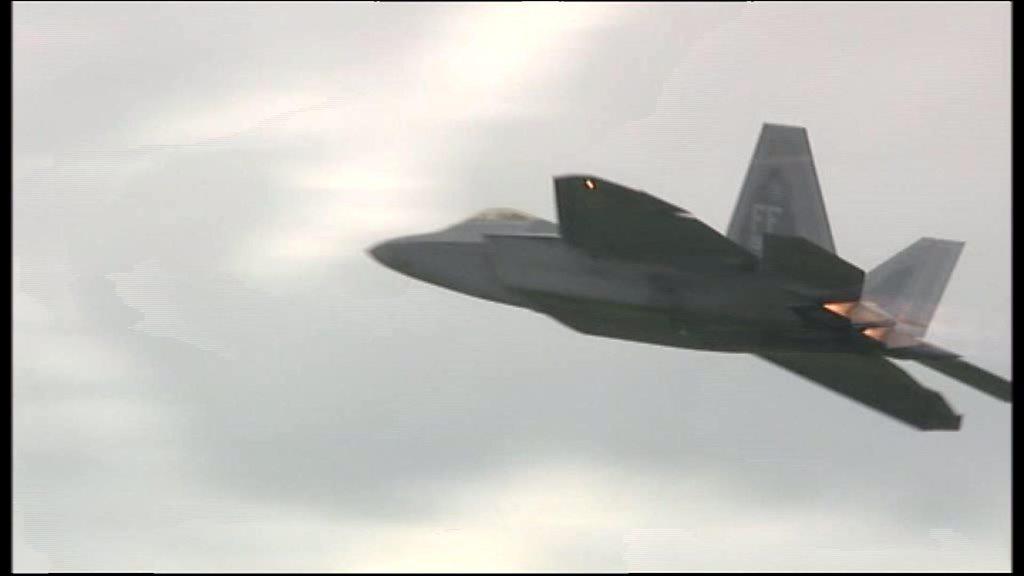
[
  {"x1": 862, "y1": 327, "x2": 889, "y2": 341},
  {"x1": 823, "y1": 302, "x2": 856, "y2": 316}
]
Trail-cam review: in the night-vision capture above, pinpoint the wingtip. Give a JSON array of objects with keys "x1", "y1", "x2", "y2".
[
  {"x1": 761, "y1": 121, "x2": 808, "y2": 132},
  {"x1": 919, "y1": 411, "x2": 963, "y2": 431},
  {"x1": 919, "y1": 236, "x2": 966, "y2": 246}
]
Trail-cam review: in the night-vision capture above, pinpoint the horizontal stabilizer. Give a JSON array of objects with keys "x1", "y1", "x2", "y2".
[
  {"x1": 916, "y1": 358, "x2": 1012, "y2": 402},
  {"x1": 761, "y1": 233, "x2": 863, "y2": 301},
  {"x1": 554, "y1": 175, "x2": 756, "y2": 271},
  {"x1": 758, "y1": 352, "x2": 962, "y2": 431}
]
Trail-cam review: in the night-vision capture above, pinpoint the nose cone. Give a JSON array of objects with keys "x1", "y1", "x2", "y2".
[
  {"x1": 367, "y1": 233, "x2": 521, "y2": 305},
  {"x1": 368, "y1": 240, "x2": 392, "y2": 266},
  {"x1": 368, "y1": 239, "x2": 410, "y2": 272}
]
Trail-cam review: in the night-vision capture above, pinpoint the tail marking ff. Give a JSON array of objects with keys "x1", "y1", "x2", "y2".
[{"x1": 727, "y1": 123, "x2": 835, "y2": 256}]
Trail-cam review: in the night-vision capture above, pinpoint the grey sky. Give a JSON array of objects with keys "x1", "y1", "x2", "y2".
[{"x1": 13, "y1": 2, "x2": 1010, "y2": 571}]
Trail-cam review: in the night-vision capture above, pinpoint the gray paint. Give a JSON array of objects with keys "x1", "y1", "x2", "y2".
[
  {"x1": 863, "y1": 237, "x2": 966, "y2": 335},
  {"x1": 727, "y1": 123, "x2": 835, "y2": 255},
  {"x1": 369, "y1": 128, "x2": 1008, "y2": 431}
]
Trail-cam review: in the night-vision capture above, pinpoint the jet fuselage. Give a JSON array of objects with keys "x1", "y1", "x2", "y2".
[
  {"x1": 370, "y1": 215, "x2": 874, "y2": 355},
  {"x1": 365, "y1": 124, "x2": 1009, "y2": 431}
]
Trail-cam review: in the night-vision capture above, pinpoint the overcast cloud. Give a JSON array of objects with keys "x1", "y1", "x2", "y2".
[{"x1": 13, "y1": 2, "x2": 1010, "y2": 571}]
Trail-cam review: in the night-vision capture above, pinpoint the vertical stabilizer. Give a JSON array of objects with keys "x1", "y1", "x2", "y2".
[
  {"x1": 727, "y1": 123, "x2": 835, "y2": 256},
  {"x1": 861, "y1": 237, "x2": 964, "y2": 338}
]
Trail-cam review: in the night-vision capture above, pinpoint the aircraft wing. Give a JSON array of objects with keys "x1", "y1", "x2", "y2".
[
  {"x1": 554, "y1": 174, "x2": 757, "y2": 271},
  {"x1": 757, "y1": 352, "x2": 962, "y2": 430}
]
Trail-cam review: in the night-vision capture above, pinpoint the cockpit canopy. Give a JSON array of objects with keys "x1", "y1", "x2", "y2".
[
  {"x1": 443, "y1": 207, "x2": 556, "y2": 236},
  {"x1": 465, "y1": 207, "x2": 540, "y2": 222}
]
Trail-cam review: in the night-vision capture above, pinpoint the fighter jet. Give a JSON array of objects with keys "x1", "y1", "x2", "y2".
[{"x1": 368, "y1": 123, "x2": 1011, "y2": 431}]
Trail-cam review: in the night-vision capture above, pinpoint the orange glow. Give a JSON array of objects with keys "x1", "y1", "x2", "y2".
[
  {"x1": 862, "y1": 327, "x2": 889, "y2": 342},
  {"x1": 584, "y1": 179, "x2": 596, "y2": 190},
  {"x1": 822, "y1": 302, "x2": 856, "y2": 317}
]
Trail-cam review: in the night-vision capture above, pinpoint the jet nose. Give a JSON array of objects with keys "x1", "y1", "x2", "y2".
[
  {"x1": 368, "y1": 239, "x2": 413, "y2": 272},
  {"x1": 368, "y1": 240, "x2": 397, "y2": 267}
]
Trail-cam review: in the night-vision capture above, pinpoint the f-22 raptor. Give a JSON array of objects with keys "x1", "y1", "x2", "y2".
[{"x1": 369, "y1": 124, "x2": 1011, "y2": 431}]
